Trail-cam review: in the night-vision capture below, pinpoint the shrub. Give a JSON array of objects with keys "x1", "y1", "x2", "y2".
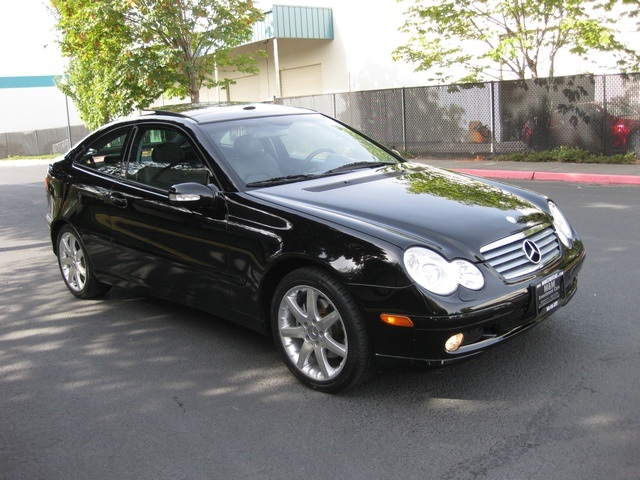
[{"x1": 495, "y1": 147, "x2": 637, "y2": 164}]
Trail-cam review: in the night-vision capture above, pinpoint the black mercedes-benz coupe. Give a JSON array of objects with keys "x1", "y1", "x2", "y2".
[{"x1": 46, "y1": 103, "x2": 585, "y2": 392}]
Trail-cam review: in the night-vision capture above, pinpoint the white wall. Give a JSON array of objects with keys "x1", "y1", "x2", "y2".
[{"x1": 0, "y1": 86, "x2": 82, "y2": 132}]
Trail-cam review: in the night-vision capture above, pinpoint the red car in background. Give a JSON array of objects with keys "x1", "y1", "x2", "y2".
[{"x1": 523, "y1": 102, "x2": 640, "y2": 155}]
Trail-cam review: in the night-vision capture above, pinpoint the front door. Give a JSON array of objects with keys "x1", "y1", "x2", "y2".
[{"x1": 109, "y1": 124, "x2": 230, "y2": 308}]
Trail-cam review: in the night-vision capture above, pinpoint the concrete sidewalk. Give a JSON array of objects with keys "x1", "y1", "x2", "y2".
[{"x1": 415, "y1": 158, "x2": 640, "y2": 185}]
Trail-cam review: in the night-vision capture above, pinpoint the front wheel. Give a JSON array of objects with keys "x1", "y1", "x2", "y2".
[
  {"x1": 57, "y1": 225, "x2": 110, "y2": 299},
  {"x1": 271, "y1": 267, "x2": 374, "y2": 393}
]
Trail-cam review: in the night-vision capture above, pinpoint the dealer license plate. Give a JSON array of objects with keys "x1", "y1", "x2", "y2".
[{"x1": 535, "y1": 271, "x2": 565, "y2": 314}]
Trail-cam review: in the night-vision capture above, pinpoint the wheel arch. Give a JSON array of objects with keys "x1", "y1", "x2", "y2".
[
  {"x1": 49, "y1": 219, "x2": 70, "y2": 255},
  {"x1": 258, "y1": 255, "x2": 364, "y2": 338}
]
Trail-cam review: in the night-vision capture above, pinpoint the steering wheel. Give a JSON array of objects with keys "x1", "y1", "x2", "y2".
[{"x1": 300, "y1": 148, "x2": 335, "y2": 172}]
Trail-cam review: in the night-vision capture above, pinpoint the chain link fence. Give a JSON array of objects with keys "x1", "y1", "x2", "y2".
[
  {"x1": 5, "y1": 73, "x2": 638, "y2": 159},
  {"x1": 278, "y1": 73, "x2": 640, "y2": 158}
]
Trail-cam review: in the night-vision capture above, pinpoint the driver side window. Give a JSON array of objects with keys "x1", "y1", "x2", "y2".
[{"x1": 126, "y1": 127, "x2": 210, "y2": 190}]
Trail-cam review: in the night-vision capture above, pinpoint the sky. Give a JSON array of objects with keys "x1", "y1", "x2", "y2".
[{"x1": 0, "y1": 0, "x2": 64, "y2": 77}]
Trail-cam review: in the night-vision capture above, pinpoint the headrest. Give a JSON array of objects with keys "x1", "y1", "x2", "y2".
[
  {"x1": 233, "y1": 135, "x2": 263, "y2": 157},
  {"x1": 152, "y1": 142, "x2": 185, "y2": 164}
]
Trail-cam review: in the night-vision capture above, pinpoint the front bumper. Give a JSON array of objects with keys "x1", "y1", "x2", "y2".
[{"x1": 357, "y1": 246, "x2": 585, "y2": 365}]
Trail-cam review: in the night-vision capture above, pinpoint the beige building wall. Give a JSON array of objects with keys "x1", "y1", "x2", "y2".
[
  {"x1": 200, "y1": 0, "x2": 435, "y2": 103},
  {"x1": 202, "y1": 33, "x2": 352, "y2": 102}
]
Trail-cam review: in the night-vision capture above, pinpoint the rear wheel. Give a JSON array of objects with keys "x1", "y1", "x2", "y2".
[
  {"x1": 57, "y1": 225, "x2": 110, "y2": 299},
  {"x1": 271, "y1": 267, "x2": 374, "y2": 393}
]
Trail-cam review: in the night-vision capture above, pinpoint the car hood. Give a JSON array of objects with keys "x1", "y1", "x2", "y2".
[{"x1": 248, "y1": 163, "x2": 550, "y2": 259}]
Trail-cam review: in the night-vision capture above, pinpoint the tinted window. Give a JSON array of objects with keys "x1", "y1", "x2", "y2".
[
  {"x1": 200, "y1": 114, "x2": 399, "y2": 185},
  {"x1": 126, "y1": 127, "x2": 211, "y2": 190},
  {"x1": 75, "y1": 129, "x2": 130, "y2": 177}
]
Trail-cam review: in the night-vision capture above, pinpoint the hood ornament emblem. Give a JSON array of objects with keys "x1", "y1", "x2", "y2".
[{"x1": 523, "y1": 240, "x2": 542, "y2": 264}]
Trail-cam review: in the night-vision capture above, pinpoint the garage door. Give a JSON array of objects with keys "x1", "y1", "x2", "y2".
[
  {"x1": 281, "y1": 64, "x2": 322, "y2": 98},
  {"x1": 228, "y1": 75, "x2": 261, "y2": 102}
]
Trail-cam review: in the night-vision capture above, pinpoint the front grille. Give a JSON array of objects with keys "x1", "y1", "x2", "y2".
[{"x1": 480, "y1": 224, "x2": 561, "y2": 280}]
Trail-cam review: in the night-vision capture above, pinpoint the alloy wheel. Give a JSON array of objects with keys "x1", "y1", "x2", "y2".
[
  {"x1": 58, "y1": 230, "x2": 87, "y2": 293},
  {"x1": 277, "y1": 284, "x2": 348, "y2": 381}
]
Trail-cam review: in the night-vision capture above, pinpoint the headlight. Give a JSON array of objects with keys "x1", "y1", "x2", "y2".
[
  {"x1": 549, "y1": 201, "x2": 574, "y2": 247},
  {"x1": 403, "y1": 247, "x2": 484, "y2": 295}
]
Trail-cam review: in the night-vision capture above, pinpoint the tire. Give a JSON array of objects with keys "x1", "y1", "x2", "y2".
[
  {"x1": 57, "y1": 225, "x2": 110, "y2": 299},
  {"x1": 271, "y1": 266, "x2": 374, "y2": 393}
]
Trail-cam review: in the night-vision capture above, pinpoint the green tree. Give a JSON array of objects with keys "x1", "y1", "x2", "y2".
[
  {"x1": 51, "y1": 0, "x2": 263, "y2": 129},
  {"x1": 393, "y1": 0, "x2": 640, "y2": 84}
]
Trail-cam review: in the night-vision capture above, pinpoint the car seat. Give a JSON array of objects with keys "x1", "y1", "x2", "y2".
[{"x1": 232, "y1": 135, "x2": 282, "y2": 184}]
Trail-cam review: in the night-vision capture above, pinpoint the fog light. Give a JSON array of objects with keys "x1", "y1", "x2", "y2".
[{"x1": 445, "y1": 333, "x2": 465, "y2": 353}]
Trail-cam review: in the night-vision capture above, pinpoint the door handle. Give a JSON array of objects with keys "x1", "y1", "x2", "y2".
[{"x1": 109, "y1": 192, "x2": 128, "y2": 208}]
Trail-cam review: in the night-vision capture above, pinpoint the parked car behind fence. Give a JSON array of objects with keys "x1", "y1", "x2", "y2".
[{"x1": 522, "y1": 102, "x2": 640, "y2": 155}]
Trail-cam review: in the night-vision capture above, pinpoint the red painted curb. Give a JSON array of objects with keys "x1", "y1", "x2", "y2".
[
  {"x1": 533, "y1": 171, "x2": 640, "y2": 185},
  {"x1": 453, "y1": 168, "x2": 640, "y2": 185}
]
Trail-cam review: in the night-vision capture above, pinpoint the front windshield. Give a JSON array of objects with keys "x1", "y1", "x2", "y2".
[{"x1": 200, "y1": 113, "x2": 400, "y2": 187}]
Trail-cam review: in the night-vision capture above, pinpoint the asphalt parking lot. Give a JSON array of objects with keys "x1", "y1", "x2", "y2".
[{"x1": 1, "y1": 161, "x2": 639, "y2": 479}]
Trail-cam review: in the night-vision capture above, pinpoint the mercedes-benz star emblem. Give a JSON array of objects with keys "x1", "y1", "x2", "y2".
[{"x1": 522, "y1": 240, "x2": 542, "y2": 264}]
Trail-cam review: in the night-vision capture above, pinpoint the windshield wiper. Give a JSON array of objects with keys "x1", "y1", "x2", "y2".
[
  {"x1": 323, "y1": 161, "x2": 392, "y2": 175},
  {"x1": 245, "y1": 162, "x2": 394, "y2": 187},
  {"x1": 245, "y1": 174, "x2": 317, "y2": 188}
]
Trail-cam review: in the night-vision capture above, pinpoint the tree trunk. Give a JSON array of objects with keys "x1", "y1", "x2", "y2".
[{"x1": 189, "y1": 73, "x2": 199, "y2": 104}]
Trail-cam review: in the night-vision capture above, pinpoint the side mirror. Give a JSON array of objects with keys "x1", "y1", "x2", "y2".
[{"x1": 168, "y1": 182, "x2": 221, "y2": 207}]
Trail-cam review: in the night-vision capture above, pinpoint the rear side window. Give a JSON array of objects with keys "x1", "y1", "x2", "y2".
[{"x1": 74, "y1": 129, "x2": 130, "y2": 177}]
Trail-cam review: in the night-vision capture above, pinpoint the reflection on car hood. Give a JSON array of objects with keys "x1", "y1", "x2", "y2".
[{"x1": 249, "y1": 163, "x2": 550, "y2": 258}]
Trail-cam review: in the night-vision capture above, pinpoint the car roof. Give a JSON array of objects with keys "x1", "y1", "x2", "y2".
[{"x1": 142, "y1": 102, "x2": 315, "y2": 124}]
